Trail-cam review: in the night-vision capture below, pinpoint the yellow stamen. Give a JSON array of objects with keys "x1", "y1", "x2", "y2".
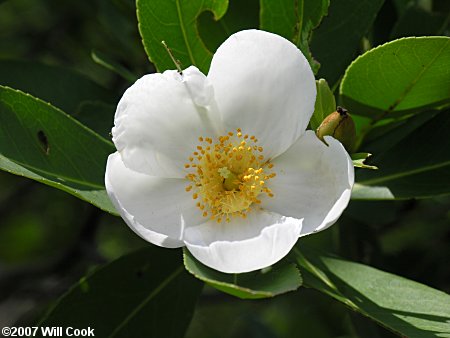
[{"x1": 185, "y1": 129, "x2": 276, "y2": 223}]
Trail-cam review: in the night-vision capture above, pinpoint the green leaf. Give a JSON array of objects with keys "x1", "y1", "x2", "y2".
[
  {"x1": 0, "y1": 59, "x2": 114, "y2": 115},
  {"x1": 351, "y1": 153, "x2": 378, "y2": 170},
  {"x1": 340, "y1": 37, "x2": 450, "y2": 119},
  {"x1": 310, "y1": 78, "x2": 336, "y2": 130},
  {"x1": 310, "y1": 0, "x2": 385, "y2": 87},
  {"x1": 40, "y1": 247, "x2": 203, "y2": 337},
  {"x1": 355, "y1": 110, "x2": 450, "y2": 199},
  {"x1": 294, "y1": 246, "x2": 450, "y2": 338},
  {"x1": 184, "y1": 249, "x2": 302, "y2": 299},
  {"x1": 137, "y1": 0, "x2": 228, "y2": 73},
  {"x1": 91, "y1": 49, "x2": 139, "y2": 83},
  {"x1": 260, "y1": 0, "x2": 330, "y2": 73},
  {"x1": 0, "y1": 86, "x2": 116, "y2": 213}
]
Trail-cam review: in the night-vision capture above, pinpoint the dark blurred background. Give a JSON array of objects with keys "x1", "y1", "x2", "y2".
[{"x1": 0, "y1": 0, "x2": 449, "y2": 337}]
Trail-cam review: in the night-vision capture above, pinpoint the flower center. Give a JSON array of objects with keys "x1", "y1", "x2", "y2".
[{"x1": 185, "y1": 129, "x2": 275, "y2": 223}]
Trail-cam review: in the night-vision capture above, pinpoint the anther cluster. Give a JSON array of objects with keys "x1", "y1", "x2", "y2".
[{"x1": 185, "y1": 129, "x2": 275, "y2": 223}]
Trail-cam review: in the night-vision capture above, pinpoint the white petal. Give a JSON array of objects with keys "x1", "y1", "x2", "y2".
[
  {"x1": 262, "y1": 131, "x2": 354, "y2": 236},
  {"x1": 105, "y1": 152, "x2": 204, "y2": 248},
  {"x1": 207, "y1": 29, "x2": 316, "y2": 159},
  {"x1": 183, "y1": 209, "x2": 302, "y2": 273},
  {"x1": 112, "y1": 66, "x2": 221, "y2": 178}
]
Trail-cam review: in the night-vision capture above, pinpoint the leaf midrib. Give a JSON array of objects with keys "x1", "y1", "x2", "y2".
[
  {"x1": 359, "y1": 161, "x2": 450, "y2": 185},
  {"x1": 2, "y1": 156, "x2": 105, "y2": 189},
  {"x1": 108, "y1": 265, "x2": 184, "y2": 337},
  {"x1": 175, "y1": 0, "x2": 196, "y2": 66},
  {"x1": 385, "y1": 39, "x2": 450, "y2": 115}
]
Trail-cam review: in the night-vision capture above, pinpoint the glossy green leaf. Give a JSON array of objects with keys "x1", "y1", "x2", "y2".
[
  {"x1": 354, "y1": 110, "x2": 450, "y2": 199},
  {"x1": 40, "y1": 247, "x2": 203, "y2": 337},
  {"x1": 351, "y1": 153, "x2": 378, "y2": 170},
  {"x1": 184, "y1": 249, "x2": 302, "y2": 299},
  {"x1": 260, "y1": 0, "x2": 329, "y2": 73},
  {"x1": 340, "y1": 37, "x2": 450, "y2": 119},
  {"x1": 0, "y1": 86, "x2": 116, "y2": 213},
  {"x1": 310, "y1": 0, "x2": 384, "y2": 87},
  {"x1": 310, "y1": 78, "x2": 336, "y2": 130},
  {"x1": 0, "y1": 60, "x2": 114, "y2": 114},
  {"x1": 137, "y1": 0, "x2": 228, "y2": 73},
  {"x1": 294, "y1": 246, "x2": 450, "y2": 338}
]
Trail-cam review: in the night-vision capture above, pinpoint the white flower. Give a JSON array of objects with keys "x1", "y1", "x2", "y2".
[{"x1": 105, "y1": 30, "x2": 354, "y2": 273}]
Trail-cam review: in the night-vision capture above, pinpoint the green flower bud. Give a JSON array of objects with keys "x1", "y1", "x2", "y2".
[{"x1": 316, "y1": 106, "x2": 356, "y2": 152}]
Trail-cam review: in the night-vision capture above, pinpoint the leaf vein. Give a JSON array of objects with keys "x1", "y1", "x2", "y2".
[{"x1": 108, "y1": 266, "x2": 184, "y2": 337}]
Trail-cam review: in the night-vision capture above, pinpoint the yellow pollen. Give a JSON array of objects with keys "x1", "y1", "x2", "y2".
[{"x1": 185, "y1": 129, "x2": 276, "y2": 223}]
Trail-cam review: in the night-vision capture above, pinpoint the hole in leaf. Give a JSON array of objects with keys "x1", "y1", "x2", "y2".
[{"x1": 37, "y1": 130, "x2": 50, "y2": 155}]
